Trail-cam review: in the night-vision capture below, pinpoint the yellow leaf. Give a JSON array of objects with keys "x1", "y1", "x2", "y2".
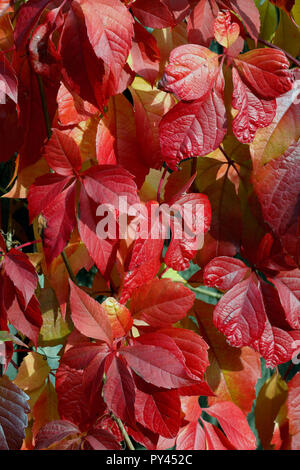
[
  {"x1": 3, "y1": 157, "x2": 49, "y2": 199},
  {"x1": 38, "y1": 287, "x2": 71, "y2": 347},
  {"x1": 153, "y1": 22, "x2": 187, "y2": 78},
  {"x1": 255, "y1": 371, "x2": 288, "y2": 450},
  {"x1": 255, "y1": 0, "x2": 277, "y2": 41},
  {"x1": 274, "y1": 10, "x2": 300, "y2": 58},
  {"x1": 14, "y1": 352, "x2": 50, "y2": 392},
  {"x1": 33, "y1": 381, "x2": 59, "y2": 439},
  {"x1": 292, "y1": 2, "x2": 300, "y2": 26},
  {"x1": 139, "y1": 168, "x2": 166, "y2": 202}
]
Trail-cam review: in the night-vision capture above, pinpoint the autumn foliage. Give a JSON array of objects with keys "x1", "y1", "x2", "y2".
[{"x1": 0, "y1": 0, "x2": 299, "y2": 451}]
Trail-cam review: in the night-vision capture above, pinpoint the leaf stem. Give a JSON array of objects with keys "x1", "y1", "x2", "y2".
[
  {"x1": 61, "y1": 250, "x2": 77, "y2": 284},
  {"x1": 189, "y1": 285, "x2": 223, "y2": 300},
  {"x1": 37, "y1": 75, "x2": 52, "y2": 140},
  {"x1": 16, "y1": 239, "x2": 42, "y2": 250},
  {"x1": 110, "y1": 413, "x2": 135, "y2": 450},
  {"x1": 157, "y1": 166, "x2": 168, "y2": 203}
]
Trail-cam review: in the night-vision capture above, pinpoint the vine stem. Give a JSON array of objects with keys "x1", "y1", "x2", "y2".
[
  {"x1": 247, "y1": 34, "x2": 300, "y2": 68},
  {"x1": 110, "y1": 413, "x2": 135, "y2": 450},
  {"x1": 190, "y1": 285, "x2": 223, "y2": 300},
  {"x1": 61, "y1": 250, "x2": 77, "y2": 284},
  {"x1": 16, "y1": 239, "x2": 42, "y2": 250}
]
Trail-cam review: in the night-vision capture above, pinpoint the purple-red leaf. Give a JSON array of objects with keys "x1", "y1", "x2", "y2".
[{"x1": 0, "y1": 375, "x2": 30, "y2": 450}]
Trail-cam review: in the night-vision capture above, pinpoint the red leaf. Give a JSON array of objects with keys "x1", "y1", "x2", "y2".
[
  {"x1": 56, "y1": 362, "x2": 104, "y2": 429},
  {"x1": 159, "y1": 73, "x2": 227, "y2": 169},
  {"x1": 42, "y1": 181, "x2": 77, "y2": 264},
  {"x1": 4, "y1": 248, "x2": 38, "y2": 308},
  {"x1": 0, "y1": 55, "x2": 18, "y2": 104},
  {"x1": 120, "y1": 257, "x2": 162, "y2": 304},
  {"x1": 27, "y1": 173, "x2": 73, "y2": 223},
  {"x1": 78, "y1": 0, "x2": 134, "y2": 92},
  {"x1": 28, "y1": 6, "x2": 63, "y2": 80},
  {"x1": 61, "y1": 342, "x2": 108, "y2": 416},
  {"x1": 164, "y1": 193, "x2": 211, "y2": 270},
  {"x1": 159, "y1": 44, "x2": 219, "y2": 101},
  {"x1": 84, "y1": 428, "x2": 121, "y2": 450},
  {"x1": 213, "y1": 273, "x2": 266, "y2": 347},
  {"x1": 61, "y1": 342, "x2": 108, "y2": 371},
  {"x1": 14, "y1": 0, "x2": 54, "y2": 51},
  {"x1": 14, "y1": 53, "x2": 58, "y2": 168},
  {"x1": 127, "y1": 422, "x2": 159, "y2": 450},
  {"x1": 34, "y1": 420, "x2": 81, "y2": 450},
  {"x1": 132, "y1": 0, "x2": 175, "y2": 29},
  {"x1": 102, "y1": 297, "x2": 133, "y2": 339},
  {"x1": 82, "y1": 165, "x2": 139, "y2": 209},
  {"x1": 0, "y1": 375, "x2": 30, "y2": 450},
  {"x1": 227, "y1": 0, "x2": 260, "y2": 41},
  {"x1": 57, "y1": 83, "x2": 98, "y2": 126},
  {"x1": 203, "y1": 419, "x2": 236, "y2": 450},
  {"x1": 176, "y1": 420, "x2": 206, "y2": 450},
  {"x1": 134, "y1": 386, "x2": 181, "y2": 438},
  {"x1": 159, "y1": 327, "x2": 209, "y2": 381},
  {"x1": 181, "y1": 395, "x2": 202, "y2": 422},
  {"x1": 203, "y1": 255, "x2": 250, "y2": 291},
  {"x1": 252, "y1": 143, "x2": 300, "y2": 264},
  {"x1": 272, "y1": 270, "x2": 300, "y2": 329},
  {"x1": 214, "y1": 10, "x2": 240, "y2": 48},
  {"x1": 59, "y1": 3, "x2": 106, "y2": 108},
  {"x1": 249, "y1": 280, "x2": 300, "y2": 367},
  {"x1": 187, "y1": 0, "x2": 218, "y2": 47},
  {"x1": 287, "y1": 372, "x2": 300, "y2": 450},
  {"x1": 130, "y1": 278, "x2": 195, "y2": 328},
  {"x1": 251, "y1": 320, "x2": 300, "y2": 368},
  {"x1": 126, "y1": 202, "x2": 165, "y2": 270},
  {"x1": 195, "y1": 300, "x2": 261, "y2": 415},
  {"x1": 103, "y1": 355, "x2": 136, "y2": 425},
  {"x1": 69, "y1": 280, "x2": 113, "y2": 344},
  {"x1": 234, "y1": 48, "x2": 293, "y2": 100},
  {"x1": 232, "y1": 66, "x2": 276, "y2": 143},
  {"x1": 130, "y1": 22, "x2": 160, "y2": 86},
  {"x1": 269, "y1": 0, "x2": 295, "y2": 14},
  {"x1": 43, "y1": 129, "x2": 82, "y2": 176},
  {"x1": 96, "y1": 94, "x2": 149, "y2": 188},
  {"x1": 205, "y1": 401, "x2": 257, "y2": 449},
  {"x1": 4, "y1": 277, "x2": 42, "y2": 347},
  {"x1": 0, "y1": 99, "x2": 22, "y2": 163},
  {"x1": 77, "y1": 187, "x2": 118, "y2": 278},
  {"x1": 120, "y1": 332, "x2": 198, "y2": 389}
]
